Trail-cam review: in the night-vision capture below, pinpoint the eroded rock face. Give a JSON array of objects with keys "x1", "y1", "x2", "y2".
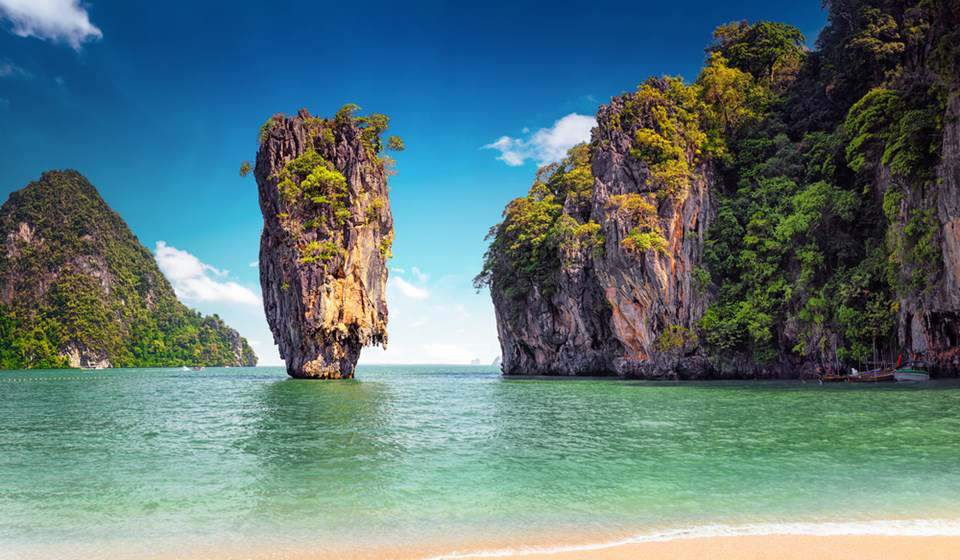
[
  {"x1": 590, "y1": 96, "x2": 715, "y2": 377},
  {"x1": 255, "y1": 109, "x2": 393, "y2": 379},
  {"x1": 899, "y1": 91, "x2": 960, "y2": 372},
  {"x1": 489, "y1": 84, "x2": 715, "y2": 378}
]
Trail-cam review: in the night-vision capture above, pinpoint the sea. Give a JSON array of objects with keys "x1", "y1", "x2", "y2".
[{"x1": 2, "y1": 365, "x2": 960, "y2": 558}]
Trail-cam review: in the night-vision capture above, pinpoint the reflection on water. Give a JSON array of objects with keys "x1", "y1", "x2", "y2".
[
  {"x1": 240, "y1": 378, "x2": 397, "y2": 536},
  {"x1": 1, "y1": 366, "x2": 960, "y2": 551}
]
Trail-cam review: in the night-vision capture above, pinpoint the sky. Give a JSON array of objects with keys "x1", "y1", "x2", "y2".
[{"x1": 0, "y1": 0, "x2": 827, "y2": 366}]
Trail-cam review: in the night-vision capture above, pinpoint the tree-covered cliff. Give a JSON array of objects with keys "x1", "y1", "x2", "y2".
[
  {"x1": 0, "y1": 171, "x2": 257, "y2": 369},
  {"x1": 479, "y1": 0, "x2": 960, "y2": 377}
]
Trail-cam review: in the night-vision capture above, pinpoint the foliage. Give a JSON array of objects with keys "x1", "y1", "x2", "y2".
[
  {"x1": 655, "y1": 324, "x2": 698, "y2": 352},
  {"x1": 479, "y1": 0, "x2": 953, "y2": 369},
  {"x1": 379, "y1": 232, "x2": 394, "y2": 259},
  {"x1": 259, "y1": 114, "x2": 282, "y2": 143},
  {"x1": 622, "y1": 78, "x2": 709, "y2": 196},
  {"x1": 298, "y1": 240, "x2": 343, "y2": 265},
  {"x1": 239, "y1": 161, "x2": 252, "y2": 177},
  {"x1": 844, "y1": 88, "x2": 900, "y2": 174},
  {"x1": 476, "y1": 145, "x2": 595, "y2": 297},
  {"x1": 607, "y1": 194, "x2": 668, "y2": 255},
  {"x1": 710, "y1": 20, "x2": 806, "y2": 89},
  {"x1": 697, "y1": 53, "x2": 769, "y2": 139},
  {"x1": 0, "y1": 171, "x2": 256, "y2": 369},
  {"x1": 387, "y1": 135, "x2": 405, "y2": 151},
  {"x1": 276, "y1": 150, "x2": 351, "y2": 226}
]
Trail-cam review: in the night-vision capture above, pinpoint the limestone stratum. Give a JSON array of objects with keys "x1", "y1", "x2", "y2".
[
  {"x1": 253, "y1": 106, "x2": 398, "y2": 379},
  {"x1": 0, "y1": 170, "x2": 257, "y2": 369}
]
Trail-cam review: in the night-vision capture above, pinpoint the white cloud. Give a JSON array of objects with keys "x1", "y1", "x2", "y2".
[
  {"x1": 248, "y1": 260, "x2": 259, "y2": 268},
  {"x1": 0, "y1": 0, "x2": 103, "y2": 50},
  {"x1": 154, "y1": 241, "x2": 261, "y2": 306},
  {"x1": 390, "y1": 276, "x2": 429, "y2": 300},
  {"x1": 0, "y1": 59, "x2": 29, "y2": 78},
  {"x1": 361, "y1": 282, "x2": 500, "y2": 366},
  {"x1": 484, "y1": 113, "x2": 596, "y2": 167},
  {"x1": 421, "y1": 343, "x2": 474, "y2": 364},
  {"x1": 411, "y1": 266, "x2": 429, "y2": 284}
]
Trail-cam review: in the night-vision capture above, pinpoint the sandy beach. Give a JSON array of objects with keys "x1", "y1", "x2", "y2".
[
  {"x1": 8, "y1": 530, "x2": 960, "y2": 560},
  {"x1": 486, "y1": 535, "x2": 960, "y2": 560}
]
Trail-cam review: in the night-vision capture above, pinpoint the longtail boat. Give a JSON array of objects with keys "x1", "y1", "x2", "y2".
[
  {"x1": 848, "y1": 368, "x2": 895, "y2": 383},
  {"x1": 893, "y1": 366, "x2": 930, "y2": 382}
]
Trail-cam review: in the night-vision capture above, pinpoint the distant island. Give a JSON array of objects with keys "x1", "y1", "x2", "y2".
[
  {"x1": 478, "y1": 4, "x2": 960, "y2": 378},
  {"x1": 0, "y1": 171, "x2": 256, "y2": 369}
]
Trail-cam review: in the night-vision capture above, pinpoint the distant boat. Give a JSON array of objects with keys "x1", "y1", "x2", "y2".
[
  {"x1": 893, "y1": 366, "x2": 930, "y2": 382},
  {"x1": 848, "y1": 368, "x2": 895, "y2": 383},
  {"x1": 79, "y1": 364, "x2": 106, "y2": 371},
  {"x1": 190, "y1": 366, "x2": 204, "y2": 372}
]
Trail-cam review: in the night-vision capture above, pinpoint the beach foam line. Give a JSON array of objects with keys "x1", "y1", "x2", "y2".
[{"x1": 424, "y1": 519, "x2": 960, "y2": 559}]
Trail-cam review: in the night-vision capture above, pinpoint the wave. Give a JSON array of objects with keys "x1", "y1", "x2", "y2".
[{"x1": 425, "y1": 518, "x2": 960, "y2": 559}]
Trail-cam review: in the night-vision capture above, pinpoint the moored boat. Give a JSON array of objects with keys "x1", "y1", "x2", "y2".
[
  {"x1": 848, "y1": 368, "x2": 896, "y2": 383},
  {"x1": 893, "y1": 367, "x2": 930, "y2": 382}
]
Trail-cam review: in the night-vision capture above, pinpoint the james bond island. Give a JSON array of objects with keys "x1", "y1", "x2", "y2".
[
  {"x1": 253, "y1": 106, "x2": 397, "y2": 379},
  {"x1": 479, "y1": 4, "x2": 960, "y2": 379},
  {"x1": 5, "y1": 1, "x2": 960, "y2": 560}
]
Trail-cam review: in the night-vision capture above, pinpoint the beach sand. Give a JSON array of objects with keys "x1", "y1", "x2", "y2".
[
  {"x1": 491, "y1": 535, "x2": 960, "y2": 560},
  {"x1": 8, "y1": 535, "x2": 960, "y2": 560}
]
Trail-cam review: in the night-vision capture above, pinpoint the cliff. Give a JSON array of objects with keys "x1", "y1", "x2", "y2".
[
  {"x1": 254, "y1": 106, "x2": 396, "y2": 379},
  {"x1": 0, "y1": 170, "x2": 257, "y2": 369},
  {"x1": 480, "y1": 80, "x2": 715, "y2": 377},
  {"x1": 481, "y1": 0, "x2": 960, "y2": 378}
]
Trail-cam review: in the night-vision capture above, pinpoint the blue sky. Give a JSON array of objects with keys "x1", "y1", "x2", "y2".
[{"x1": 0, "y1": 0, "x2": 827, "y2": 365}]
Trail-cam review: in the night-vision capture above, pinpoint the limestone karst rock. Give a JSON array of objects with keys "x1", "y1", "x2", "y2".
[
  {"x1": 480, "y1": 3, "x2": 960, "y2": 378},
  {"x1": 255, "y1": 107, "x2": 394, "y2": 379},
  {"x1": 0, "y1": 170, "x2": 257, "y2": 369},
  {"x1": 480, "y1": 81, "x2": 714, "y2": 378}
]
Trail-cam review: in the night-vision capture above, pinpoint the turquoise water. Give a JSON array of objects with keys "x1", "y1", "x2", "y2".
[{"x1": 2, "y1": 366, "x2": 960, "y2": 555}]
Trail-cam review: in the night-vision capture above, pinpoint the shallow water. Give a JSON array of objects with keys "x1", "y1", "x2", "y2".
[{"x1": 2, "y1": 366, "x2": 960, "y2": 555}]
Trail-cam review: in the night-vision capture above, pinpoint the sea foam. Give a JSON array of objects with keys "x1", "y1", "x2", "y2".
[{"x1": 426, "y1": 518, "x2": 960, "y2": 559}]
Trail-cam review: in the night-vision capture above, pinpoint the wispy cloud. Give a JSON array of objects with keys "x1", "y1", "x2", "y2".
[
  {"x1": 0, "y1": 0, "x2": 103, "y2": 50},
  {"x1": 411, "y1": 266, "x2": 429, "y2": 284},
  {"x1": 390, "y1": 276, "x2": 429, "y2": 300},
  {"x1": 484, "y1": 113, "x2": 596, "y2": 167},
  {"x1": 0, "y1": 59, "x2": 29, "y2": 79},
  {"x1": 154, "y1": 241, "x2": 260, "y2": 306},
  {"x1": 248, "y1": 260, "x2": 258, "y2": 268}
]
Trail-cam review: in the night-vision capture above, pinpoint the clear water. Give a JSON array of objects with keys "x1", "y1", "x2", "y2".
[{"x1": 2, "y1": 366, "x2": 960, "y2": 555}]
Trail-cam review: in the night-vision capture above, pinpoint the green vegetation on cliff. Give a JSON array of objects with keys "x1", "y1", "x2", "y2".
[
  {"x1": 480, "y1": 0, "x2": 959, "y2": 371},
  {"x1": 475, "y1": 144, "x2": 599, "y2": 298},
  {"x1": 700, "y1": 0, "x2": 954, "y2": 365},
  {"x1": 0, "y1": 171, "x2": 257, "y2": 369}
]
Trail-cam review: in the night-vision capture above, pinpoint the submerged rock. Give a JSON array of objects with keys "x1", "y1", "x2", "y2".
[{"x1": 254, "y1": 107, "x2": 395, "y2": 379}]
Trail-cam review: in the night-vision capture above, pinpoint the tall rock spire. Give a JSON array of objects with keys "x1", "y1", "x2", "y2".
[{"x1": 255, "y1": 107, "x2": 395, "y2": 379}]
